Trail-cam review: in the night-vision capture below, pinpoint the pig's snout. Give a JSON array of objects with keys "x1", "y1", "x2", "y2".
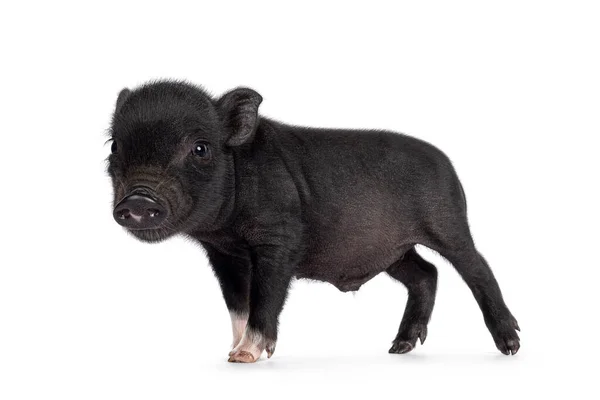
[{"x1": 113, "y1": 189, "x2": 167, "y2": 229}]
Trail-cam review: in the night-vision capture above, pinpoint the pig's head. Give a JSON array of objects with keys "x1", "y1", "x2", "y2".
[{"x1": 106, "y1": 81, "x2": 262, "y2": 242}]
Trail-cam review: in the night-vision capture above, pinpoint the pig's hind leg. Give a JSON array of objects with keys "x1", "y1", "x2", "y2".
[
  {"x1": 423, "y1": 211, "x2": 521, "y2": 355},
  {"x1": 434, "y1": 241, "x2": 520, "y2": 355},
  {"x1": 387, "y1": 248, "x2": 438, "y2": 354}
]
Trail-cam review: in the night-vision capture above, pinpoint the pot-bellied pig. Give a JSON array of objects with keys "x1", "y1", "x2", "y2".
[{"x1": 107, "y1": 81, "x2": 520, "y2": 363}]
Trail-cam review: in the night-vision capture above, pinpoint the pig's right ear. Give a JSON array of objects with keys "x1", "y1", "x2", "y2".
[
  {"x1": 217, "y1": 88, "x2": 263, "y2": 147},
  {"x1": 115, "y1": 88, "x2": 131, "y2": 113}
]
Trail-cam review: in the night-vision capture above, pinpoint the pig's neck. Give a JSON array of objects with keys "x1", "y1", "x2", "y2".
[{"x1": 191, "y1": 157, "x2": 237, "y2": 234}]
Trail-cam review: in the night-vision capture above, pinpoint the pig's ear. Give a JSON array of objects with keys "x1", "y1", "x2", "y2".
[
  {"x1": 115, "y1": 88, "x2": 131, "y2": 113},
  {"x1": 217, "y1": 88, "x2": 262, "y2": 146}
]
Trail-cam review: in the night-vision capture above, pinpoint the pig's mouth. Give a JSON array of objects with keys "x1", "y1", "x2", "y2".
[{"x1": 126, "y1": 225, "x2": 178, "y2": 243}]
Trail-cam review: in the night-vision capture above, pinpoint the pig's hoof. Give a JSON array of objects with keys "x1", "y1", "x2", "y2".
[
  {"x1": 228, "y1": 350, "x2": 256, "y2": 363},
  {"x1": 490, "y1": 316, "x2": 520, "y2": 355},
  {"x1": 493, "y1": 329, "x2": 520, "y2": 355},
  {"x1": 499, "y1": 339, "x2": 520, "y2": 356},
  {"x1": 389, "y1": 323, "x2": 427, "y2": 354},
  {"x1": 389, "y1": 341, "x2": 414, "y2": 354},
  {"x1": 266, "y1": 342, "x2": 276, "y2": 359},
  {"x1": 494, "y1": 334, "x2": 520, "y2": 355}
]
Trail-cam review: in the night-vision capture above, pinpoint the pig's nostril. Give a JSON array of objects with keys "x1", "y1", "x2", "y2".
[{"x1": 118, "y1": 209, "x2": 131, "y2": 220}]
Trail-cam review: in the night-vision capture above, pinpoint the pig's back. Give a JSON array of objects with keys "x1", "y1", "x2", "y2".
[{"x1": 274, "y1": 122, "x2": 451, "y2": 211}]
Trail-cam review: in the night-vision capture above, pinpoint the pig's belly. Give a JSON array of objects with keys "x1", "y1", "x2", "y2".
[
  {"x1": 295, "y1": 235, "x2": 412, "y2": 292},
  {"x1": 294, "y1": 192, "x2": 414, "y2": 291}
]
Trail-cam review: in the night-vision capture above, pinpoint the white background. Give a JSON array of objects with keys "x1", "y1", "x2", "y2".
[{"x1": 1, "y1": 1, "x2": 598, "y2": 399}]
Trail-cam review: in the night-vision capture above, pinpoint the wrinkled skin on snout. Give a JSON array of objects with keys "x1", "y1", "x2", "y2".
[{"x1": 107, "y1": 81, "x2": 520, "y2": 363}]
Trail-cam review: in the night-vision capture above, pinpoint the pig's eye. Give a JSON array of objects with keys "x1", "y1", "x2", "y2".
[
  {"x1": 110, "y1": 140, "x2": 118, "y2": 154},
  {"x1": 193, "y1": 142, "x2": 210, "y2": 158}
]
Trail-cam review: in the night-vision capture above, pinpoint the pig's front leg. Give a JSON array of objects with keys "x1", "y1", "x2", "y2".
[
  {"x1": 203, "y1": 244, "x2": 251, "y2": 349},
  {"x1": 228, "y1": 244, "x2": 295, "y2": 363}
]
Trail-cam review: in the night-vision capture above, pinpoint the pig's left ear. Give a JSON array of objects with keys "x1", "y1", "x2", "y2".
[{"x1": 217, "y1": 88, "x2": 263, "y2": 146}]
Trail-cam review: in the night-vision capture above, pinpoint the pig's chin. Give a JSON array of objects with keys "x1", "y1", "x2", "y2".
[{"x1": 126, "y1": 227, "x2": 177, "y2": 243}]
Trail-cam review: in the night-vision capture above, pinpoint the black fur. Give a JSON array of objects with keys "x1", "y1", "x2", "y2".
[{"x1": 107, "y1": 80, "x2": 520, "y2": 358}]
